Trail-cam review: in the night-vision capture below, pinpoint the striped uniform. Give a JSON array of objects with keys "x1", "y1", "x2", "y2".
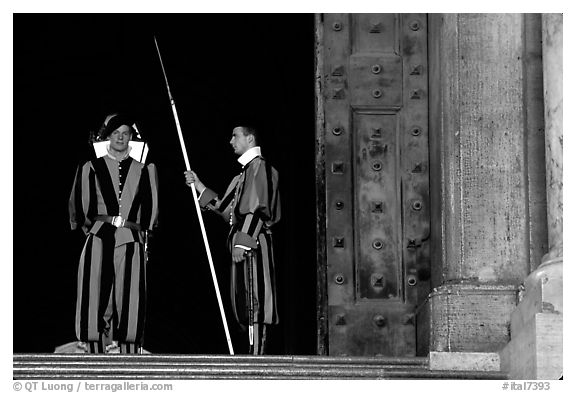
[
  {"x1": 199, "y1": 155, "x2": 281, "y2": 353},
  {"x1": 69, "y1": 155, "x2": 159, "y2": 353}
]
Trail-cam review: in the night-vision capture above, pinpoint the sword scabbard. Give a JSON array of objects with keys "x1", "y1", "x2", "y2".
[{"x1": 247, "y1": 251, "x2": 255, "y2": 351}]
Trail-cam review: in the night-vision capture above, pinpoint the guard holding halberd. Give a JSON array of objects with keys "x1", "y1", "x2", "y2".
[{"x1": 184, "y1": 126, "x2": 281, "y2": 354}]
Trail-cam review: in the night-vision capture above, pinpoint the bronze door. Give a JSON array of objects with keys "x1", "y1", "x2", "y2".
[{"x1": 317, "y1": 14, "x2": 430, "y2": 356}]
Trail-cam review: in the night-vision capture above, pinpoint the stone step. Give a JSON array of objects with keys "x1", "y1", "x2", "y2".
[{"x1": 14, "y1": 354, "x2": 507, "y2": 379}]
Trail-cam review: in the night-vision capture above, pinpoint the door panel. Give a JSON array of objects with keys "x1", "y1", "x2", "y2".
[
  {"x1": 354, "y1": 112, "x2": 400, "y2": 300},
  {"x1": 319, "y1": 13, "x2": 430, "y2": 356},
  {"x1": 350, "y1": 55, "x2": 402, "y2": 107}
]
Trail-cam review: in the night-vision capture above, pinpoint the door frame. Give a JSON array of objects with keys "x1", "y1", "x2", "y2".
[{"x1": 314, "y1": 13, "x2": 329, "y2": 356}]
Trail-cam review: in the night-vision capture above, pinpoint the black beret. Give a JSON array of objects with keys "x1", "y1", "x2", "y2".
[{"x1": 98, "y1": 113, "x2": 136, "y2": 140}]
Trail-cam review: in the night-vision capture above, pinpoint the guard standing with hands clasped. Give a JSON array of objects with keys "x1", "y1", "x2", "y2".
[{"x1": 69, "y1": 113, "x2": 159, "y2": 354}]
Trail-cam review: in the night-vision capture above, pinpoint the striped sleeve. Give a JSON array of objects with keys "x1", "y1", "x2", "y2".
[
  {"x1": 144, "y1": 163, "x2": 160, "y2": 231},
  {"x1": 234, "y1": 212, "x2": 264, "y2": 249},
  {"x1": 69, "y1": 161, "x2": 95, "y2": 233},
  {"x1": 198, "y1": 175, "x2": 241, "y2": 222},
  {"x1": 198, "y1": 187, "x2": 219, "y2": 209}
]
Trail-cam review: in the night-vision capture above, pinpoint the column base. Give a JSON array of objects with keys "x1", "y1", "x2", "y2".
[
  {"x1": 417, "y1": 283, "x2": 517, "y2": 353},
  {"x1": 500, "y1": 313, "x2": 562, "y2": 379},
  {"x1": 501, "y1": 260, "x2": 563, "y2": 379}
]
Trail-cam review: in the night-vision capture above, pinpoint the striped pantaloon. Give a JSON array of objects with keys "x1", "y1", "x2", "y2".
[
  {"x1": 75, "y1": 234, "x2": 146, "y2": 353},
  {"x1": 231, "y1": 230, "x2": 278, "y2": 354}
]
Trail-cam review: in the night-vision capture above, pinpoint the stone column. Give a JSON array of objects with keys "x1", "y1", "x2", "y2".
[
  {"x1": 521, "y1": 13, "x2": 563, "y2": 294},
  {"x1": 523, "y1": 13, "x2": 563, "y2": 294},
  {"x1": 424, "y1": 14, "x2": 548, "y2": 372},
  {"x1": 542, "y1": 14, "x2": 563, "y2": 262},
  {"x1": 500, "y1": 14, "x2": 563, "y2": 380}
]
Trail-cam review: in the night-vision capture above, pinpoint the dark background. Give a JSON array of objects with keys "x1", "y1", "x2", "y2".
[{"x1": 13, "y1": 14, "x2": 317, "y2": 354}]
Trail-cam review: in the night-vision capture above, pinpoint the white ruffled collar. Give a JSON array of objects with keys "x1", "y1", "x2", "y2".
[{"x1": 237, "y1": 146, "x2": 261, "y2": 167}]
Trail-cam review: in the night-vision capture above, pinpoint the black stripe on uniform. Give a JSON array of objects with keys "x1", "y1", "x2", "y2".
[
  {"x1": 72, "y1": 165, "x2": 86, "y2": 227},
  {"x1": 97, "y1": 233, "x2": 115, "y2": 333},
  {"x1": 87, "y1": 168, "x2": 98, "y2": 223},
  {"x1": 135, "y1": 244, "x2": 146, "y2": 344},
  {"x1": 92, "y1": 158, "x2": 119, "y2": 216},
  {"x1": 79, "y1": 235, "x2": 94, "y2": 341},
  {"x1": 117, "y1": 243, "x2": 135, "y2": 341},
  {"x1": 217, "y1": 188, "x2": 236, "y2": 213},
  {"x1": 264, "y1": 232, "x2": 278, "y2": 324},
  {"x1": 129, "y1": 164, "x2": 152, "y2": 229},
  {"x1": 127, "y1": 164, "x2": 142, "y2": 222},
  {"x1": 246, "y1": 212, "x2": 262, "y2": 238},
  {"x1": 255, "y1": 244, "x2": 266, "y2": 324},
  {"x1": 98, "y1": 334, "x2": 105, "y2": 353}
]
